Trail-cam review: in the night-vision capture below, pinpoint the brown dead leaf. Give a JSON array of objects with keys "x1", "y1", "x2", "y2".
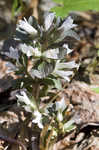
[{"x1": 62, "y1": 81, "x2": 99, "y2": 125}]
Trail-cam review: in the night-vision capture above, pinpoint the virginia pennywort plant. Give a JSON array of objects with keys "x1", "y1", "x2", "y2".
[{"x1": 5, "y1": 12, "x2": 79, "y2": 149}]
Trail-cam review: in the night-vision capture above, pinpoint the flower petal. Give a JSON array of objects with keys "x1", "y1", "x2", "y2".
[
  {"x1": 53, "y1": 70, "x2": 73, "y2": 81},
  {"x1": 55, "y1": 97, "x2": 66, "y2": 112},
  {"x1": 55, "y1": 17, "x2": 77, "y2": 42},
  {"x1": 57, "y1": 111, "x2": 63, "y2": 122},
  {"x1": 32, "y1": 110, "x2": 43, "y2": 129},
  {"x1": 59, "y1": 16, "x2": 76, "y2": 32},
  {"x1": 44, "y1": 12, "x2": 55, "y2": 31},
  {"x1": 16, "y1": 91, "x2": 36, "y2": 109},
  {"x1": 17, "y1": 18, "x2": 38, "y2": 35},
  {"x1": 56, "y1": 61, "x2": 79, "y2": 70},
  {"x1": 19, "y1": 43, "x2": 41, "y2": 57},
  {"x1": 43, "y1": 48, "x2": 59, "y2": 59},
  {"x1": 5, "y1": 47, "x2": 19, "y2": 60},
  {"x1": 63, "y1": 44, "x2": 73, "y2": 54}
]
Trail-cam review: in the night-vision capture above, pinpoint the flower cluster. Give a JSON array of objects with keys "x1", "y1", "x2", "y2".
[
  {"x1": 5, "y1": 12, "x2": 79, "y2": 142},
  {"x1": 16, "y1": 91, "x2": 75, "y2": 133},
  {"x1": 6, "y1": 12, "x2": 79, "y2": 81}
]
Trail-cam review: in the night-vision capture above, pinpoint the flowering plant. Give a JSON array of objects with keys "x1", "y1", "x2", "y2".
[{"x1": 5, "y1": 12, "x2": 79, "y2": 149}]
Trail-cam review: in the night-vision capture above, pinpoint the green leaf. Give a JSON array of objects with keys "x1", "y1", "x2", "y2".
[
  {"x1": 52, "y1": 0, "x2": 99, "y2": 18},
  {"x1": 12, "y1": 0, "x2": 24, "y2": 18},
  {"x1": 91, "y1": 87, "x2": 99, "y2": 93},
  {"x1": 98, "y1": 50, "x2": 99, "y2": 56},
  {"x1": 30, "y1": 61, "x2": 54, "y2": 79},
  {"x1": 12, "y1": 0, "x2": 18, "y2": 17},
  {"x1": 52, "y1": 79, "x2": 63, "y2": 90},
  {"x1": 64, "y1": 124, "x2": 76, "y2": 132}
]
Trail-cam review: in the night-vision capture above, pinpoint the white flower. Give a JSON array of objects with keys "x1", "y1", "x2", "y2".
[
  {"x1": 55, "y1": 60, "x2": 79, "y2": 70},
  {"x1": 58, "y1": 16, "x2": 76, "y2": 32},
  {"x1": 16, "y1": 91, "x2": 36, "y2": 110},
  {"x1": 57, "y1": 111, "x2": 63, "y2": 121},
  {"x1": 55, "y1": 97, "x2": 66, "y2": 112},
  {"x1": 43, "y1": 48, "x2": 59, "y2": 59},
  {"x1": 52, "y1": 59, "x2": 79, "y2": 81},
  {"x1": 43, "y1": 44, "x2": 73, "y2": 59},
  {"x1": 5, "y1": 47, "x2": 19, "y2": 60},
  {"x1": 17, "y1": 18, "x2": 37, "y2": 36},
  {"x1": 34, "y1": 48, "x2": 42, "y2": 57},
  {"x1": 19, "y1": 43, "x2": 41, "y2": 57},
  {"x1": 55, "y1": 97, "x2": 66, "y2": 122},
  {"x1": 63, "y1": 44, "x2": 73, "y2": 54},
  {"x1": 55, "y1": 17, "x2": 77, "y2": 42},
  {"x1": 53, "y1": 69, "x2": 73, "y2": 82},
  {"x1": 32, "y1": 110, "x2": 43, "y2": 129}
]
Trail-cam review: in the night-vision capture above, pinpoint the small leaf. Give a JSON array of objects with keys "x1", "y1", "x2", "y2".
[
  {"x1": 30, "y1": 61, "x2": 55, "y2": 79},
  {"x1": 64, "y1": 124, "x2": 76, "y2": 132},
  {"x1": 63, "y1": 119, "x2": 75, "y2": 132},
  {"x1": 52, "y1": 79, "x2": 62, "y2": 90}
]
